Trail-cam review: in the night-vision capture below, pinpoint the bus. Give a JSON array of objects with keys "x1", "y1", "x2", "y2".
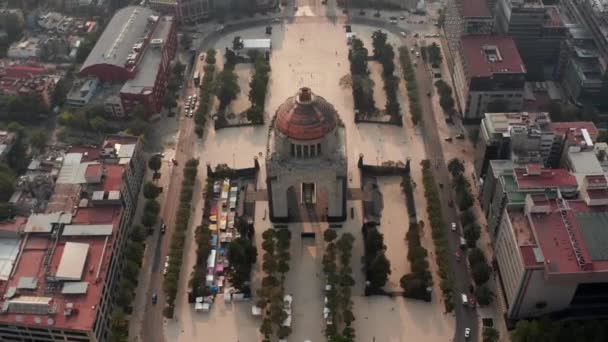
[{"x1": 193, "y1": 71, "x2": 200, "y2": 86}]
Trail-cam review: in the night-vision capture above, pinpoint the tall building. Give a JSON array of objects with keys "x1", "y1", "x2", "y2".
[
  {"x1": 148, "y1": 0, "x2": 278, "y2": 23},
  {"x1": 494, "y1": 0, "x2": 567, "y2": 79},
  {"x1": 453, "y1": 35, "x2": 527, "y2": 121},
  {"x1": 476, "y1": 112, "x2": 559, "y2": 178},
  {"x1": 495, "y1": 192, "x2": 608, "y2": 320},
  {"x1": 79, "y1": 6, "x2": 177, "y2": 117},
  {"x1": 0, "y1": 135, "x2": 144, "y2": 342}
]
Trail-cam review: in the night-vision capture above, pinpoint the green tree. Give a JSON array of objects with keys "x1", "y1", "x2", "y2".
[
  {"x1": 76, "y1": 32, "x2": 99, "y2": 63},
  {"x1": 110, "y1": 310, "x2": 129, "y2": 342},
  {"x1": 90, "y1": 116, "x2": 107, "y2": 132},
  {"x1": 143, "y1": 181, "x2": 162, "y2": 199},
  {"x1": 475, "y1": 285, "x2": 495, "y2": 306},
  {"x1": 483, "y1": 327, "x2": 499, "y2": 342},
  {"x1": 425, "y1": 43, "x2": 442, "y2": 66},
  {"x1": 0, "y1": 202, "x2": 14, "y2": 220},
  {"x1": 144, "y1": 199, "x2": 161, "y2": 215},
  {"x1": 205, "y1": 49, "x2": 217, "y2": 65},
  {"x1": 246, "y1": 105, "x2": 264, "y2": 124},
  {"x1": 232, "y1": 36, "x2": 243, "y2": 50},
  {"x1": 460, "y1": 209, "x2": 476, "y2": 227},
  {"x1": 371, "y1": 30, "x2": 387, "y2": 60},
  {"x1": 468, "y1": 247, "x2": 487, "y2": 266},
  {"x1": 148, "y1": 155, "x2": 162, "y2": 174},
  {"x1": 324, "y1": 229, "x2": 338, "y2": 243},
  {"x1": 471, "y1": 262, "x2": 492, "y2": 285},
  {"x1": 214, "y1": 69, "x2": 240, "y2": 110},
  {"x1": 127, "y1": 118, "x2": 149, "y2": 136},
  {"x1": 162, "y1": 94, "x2": 177, "y2": 110},
  {"x1": 464, "y1": 224, "x2": 481, "y2": 248},
  {"x1": 447, "y1": 158, "x2": 465, "y2": 177},
  {"x1": 367, "y1": 252, "x2": 391, "y2": 289},
  {"x1": 179, "y1": 33, "x2": 192, "y2": 50}
]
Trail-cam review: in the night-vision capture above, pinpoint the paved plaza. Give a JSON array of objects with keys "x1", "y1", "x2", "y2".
[{"x1": 162, "y1": 9, "x2": 455, "y2": 342}]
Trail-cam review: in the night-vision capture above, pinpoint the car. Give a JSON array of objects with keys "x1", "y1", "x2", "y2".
[
  {"x1": 400, "y1": 15, "x2": 406, "y2": 20},
  {"x1": 161, "y1": 223, "x2": 166, "y2": 234},
  {"x1": 389, "y1": 19, "x2": 397, "y2": 24},
  {"x1": 171, "y1": 158, "x2": 178, "y2": 166},
  {"x1": 272, "y1": 17, "x2": 280, "y2": 23},
  {"x1": 455, "y1": 250, "x2": 461, "y2": 261},
  {"x1": 389, "y1": 16, "x2": 397, "y2": 20},
  {"x1": 152, "y1": 293, "x2": 158, "y2": 304},
  {"x1": 444, "y1": 136, "x2": 453, "y2": 142},
  {"x1": 455, "y1": 133, "x2": 465, "y2": 139},
  {"x1": 156, "y1": 152, "x2": 165, "y2": 158},
  {"x1": 416, "y1": 51, "x2": 420, "y2": 58},
  {"x1": 400, "y1": 31, "x2": 406, "y2": 37},
  {"x1": 451, "y1": 222, "x2": 457, "y2": 231},
  {"x1": 188, "y1": 95, "x2": 193, "y2": 101},
  {"x1": 410, "y1": 47, "x2": 415, "y2": 53},
  {"x1": 426, "y1": 91, "x2": 431, "y2": 96},
  {"x1": 464, "y1": 327, "x2": 471, "y2": 339},
  {"x1": 215, "y1": 25, "x2": 225, "y2": 32}
]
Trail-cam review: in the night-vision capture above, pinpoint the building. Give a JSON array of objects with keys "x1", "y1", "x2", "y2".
[
  {"x1": 494, "y1": 0, "x2": 567, "y2": 79},
  {"x1": 0, "y1": 63, "x2": 59, "y2": 107},
  {"x1": 495, "y1": 192, "x2": 608, "y2": 320},
  {"x1": 476, "y1": 112, "x2": 559, "y2": 178},
  {"x1": 0, "y1": 135, "x2": 144, "y2": 342},
  {"x1": 79, "y1": 6, "x2": 177, "y2": 117},
  {"x1": 7, "y1": 37, "x2": 42, "y2": 60},
  {"x1": 453, "y1": 35, "x2": 527, "y2": 121},
  {"x1": 445, "y1": 0, "x2": 494, "y2": 75},
  {"x1": 240, "y1": 38, "x2": 272, "y2": 55},
  {"x1": 480, "y1": 161, "x2": 579, "y2": 238},
  {"x1": 266, "y1": 87, "x2": 347, "y2": 222}
]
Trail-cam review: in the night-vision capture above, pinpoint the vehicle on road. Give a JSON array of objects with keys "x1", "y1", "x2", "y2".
[
  {"x1": 444, "y1": 136, "x2": 453, "y2": 142},
  {"x1": 455, "y1": 133, "x2": 465, "y2": 139},
  {"x1": 152, "y1": 293, "x2": 158, "y2": 304},
  {"x1": 400, "y1": 15, "x2": 406, "y2": 20},
  {"x1": 464, "y1": 327, "x2": 471, "y2": 338},
  {"x1": 416, "y1": 51, "x2": 420, "y2": 58},
  {"x1": 448, "y1": 198, "x2": 454, "y2": 207},
  {"x1": 215, "y1": 25, "x2": 225, "y2": 32},
  {"x1": 161, "y1": 223, "x2": 166, "y2": 234},
  {"x1": 460, "y1": 237, "x2": 467, "y2": 249},
  {"x1": 272, "y1": 17, "x2": 280, "y2": 23},
  {"x1": 455, "y1": 250, "x2": 461, "y2": 262},
  {"x1": 171, "y1": 158, "x2": 178, "y2": 166},
  {"x1": 461, "y1": 293, "x2": 469, "y2": 306},
  {"x1": 400, "y1": 31, "x2": 406, "y2": 37},
  {"x1": 451, "y1": 222, "x2": 457, "y2": 231}
]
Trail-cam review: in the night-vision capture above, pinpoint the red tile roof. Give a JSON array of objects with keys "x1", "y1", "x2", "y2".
[
  {"x1": 587, "y1": 188, "x2": 608, "y2": 200},
  {"x1": 514, "y1": 167, "x2": 577, "y2": 189},
  {"x1": 528, "y1": 200, "x2": 608, "y2": 273},
  {"x1": 586, "y1": 175, "x2": 608, "y2": 188},
  {"x1": 462, "y1": 0, "x2": 491, "y2": 18},
  {"x1": 0, "y1": 217, "x2": 27, "y2": 233},
  {"x1": 67, "y1": 146, "x2": 101, "y2": 162},
  {"x1": 549, "y1": 121, "x2": 598, "y2": 145},
  {"x1": 102, "y1": 165, "x2": 124, "y2": 192},
  {"x1": 84, "y1": 163, "x2": 102, "y2": 178},
  {"x1": 0, "y1": 206, "x2": 121, "y2": 331},
  {"x1": 1, "y1": 65, "x2": 47, "y2": 78},
  {"x1": 520, "y1": 245, "x2": 544, "y2": 268},
  {"x1": 275, "y1": 88, "x2": 338, "y2": 141},
  {"x1": 461, "y1": 36, "x2": 526, "y2": 78}
]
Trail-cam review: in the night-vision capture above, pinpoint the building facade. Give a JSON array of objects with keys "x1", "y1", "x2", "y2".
[{"x1": 266, "y1": 87, "x2": 347, "y2": 223}]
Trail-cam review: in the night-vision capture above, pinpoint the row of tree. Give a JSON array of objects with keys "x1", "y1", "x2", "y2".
[
  {"x1": 257, "y1": 229, "x2": 292, "y2": 341},
  {"x1": 434, "y1": 79, "x2": 456, "y2": 116},
  {"x1": 163, "y1": 158, "x2": 199, "y2": 318},
  {"x1": 215, "y1": 49, "x2": 241, "y2": 112},
  {"x1": 323, "y1": 230, "x2": 356, "y2": 341},
  {"x1": 400, "y1": 219, "x2": 432, "y2": 300},
  {"x1": 421, "y1": 159, "x2": 455, "y2": 311},
  {"x1": 361, "y1": 222, "x2": 391, "y2": 293},
  {"x1": 512, "y1": 318, "x2": 608, "y2": 342},
  {"x1": 349, "y1": 38, "x2": 376, "y2": 115},
  {"x1": 246, "y1": 51, "x2": 270, "y2": 124},
  {"x1": 371, "y1": 31, "x2": 401, "y2": 121},
  {"x1": 161, "y1": 62, "x2": 185, "y2": 114},
  {"x1": 195, "y1": 50, "x2": 217, "y2": 137},
  {"x1": 0, "y1": 93, "x2": 48, "y2": 124},
  {"x1": 0, "y1": 12, "x2": 23, "y2": 58},
  {"x1": 110, "y1": 224, "x2": 147, "y2": 341},
  {"x1": 447, "y1": 158, "x2": 494, "y2": 306},
  {"x1": 398, "y1": 47, "x2": 422, "y2": 125}
]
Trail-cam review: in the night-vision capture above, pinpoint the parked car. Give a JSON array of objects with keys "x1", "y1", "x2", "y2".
[
  {"x1": 161, "y1": 223, "x2": 166, "y2": 234},
  {"x1": 451, "y1": 222, "x2": 457, "y2": 232},
  {"x1": 400, "y1": 31, "x2": 406, "y2": 37},
  {"x1": 152, "y1": 293, "x2": 158, "y2": 304},
  {"x1": 464, "y1": 327, "x2": 471, "y2": 339},
  {"x1": 389, "y1": 19, "x2": 397, "y2": 24}
]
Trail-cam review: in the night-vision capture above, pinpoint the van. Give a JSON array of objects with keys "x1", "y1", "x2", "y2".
[{"x1": 461, "y1": 293, "x2": 468, "y2": 306}]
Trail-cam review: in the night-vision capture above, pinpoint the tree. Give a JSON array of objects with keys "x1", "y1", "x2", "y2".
[
  {"x1": 367, "y1": 252, "x2": 391, "y2": 289},
  {"x1": 232, "y1": 36, "x2": 243, "y2": 50},
  {"x1": 76, "y1": 32, "x2": 99, "y2": 63},
  {"x1": 148, "y1": 155, "x2": 162, "y2": 174},
  {"x1": 179, "y1": 33, "x2": 192, "y2": 50},
  {"x1": 468, "y1": 247, "x2": 487, "y2": 266},
  {"x1": 131, "y1": 224, "x2": 146, "y2": 242},
  {"x1": 371, "y1": 30, "x2": 388, "y2": 60},
  {"x1": 128, "y1": 118, "x2": 149, "y2": 136},
  {"x1": 90, "y1": 116, "x2": 107, "y2": 132},
  {"x1": 447, "y1": 158, "x2": 465, "y2": 177},
  {"x1": 214, "y1": 69, "x2": 240, "y2": 110},
  {"x1": 482, "y1": 327, "x2": 499, "y2": 342},
  {"x1": 0, "y1": 166, "x2": 16, "y2": 202},
  {"x1": 143, "y1": 181, "x2": 161, "y2": 199},
  {"x1": 162, "y1": 94, "x2": 177, "y2": 110},
  {"x1": 475, "y1": 285, "x2": 495, "y2": 306},
  {"x1": 142, "y1": 212, "x2": 158, "y2": 227},
  {"x1": 457, "y1": 189, "x2": 474, "y2": 211},
  {"x1": 464, "y1": 224, "x2": 481, "y2": 248},
  {"x1": 110, "y1": 310, "x2": 129, "y2": 341},
  {"x1": 324, "y1": 229, "x2": 337, "y2": 243},
  {"x1": 246, "y1": 105, "x2": 264, "y2": 124},
  {"x1": 205, "y1": 49, "x2": 217, "y2": 65},
  {"x1": 52, "y1": 78, "x2": 68, "y2": 107},
  {"x1": 425, "y1": 43, "x2": 442, "y2": 66},
  {"x1": 460, "y1": 209, "x2": 476, "y2": 227},
  {"x1": 144, "y1": 199, "x2": 161, "y2": 215},
  {"x1": 471, "y1": 262, "x2": 492, "y2": 285},
  {"x1": 0, "y1": 202, "x2": 14, "y2": 220}
]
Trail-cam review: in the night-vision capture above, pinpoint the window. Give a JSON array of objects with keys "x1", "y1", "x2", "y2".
[
  {"x1": 317, "y1": 143, "x2": 321, "y2": 156},
  {"x1": 290, "y1": 143, "x2": 295, "y2": 157},
  {"x1": 304, "y1": 145, "x2": 309, "y2": 158},
  {"x1": 296, "y1": 145, "x2": 302, "y2": 158}
]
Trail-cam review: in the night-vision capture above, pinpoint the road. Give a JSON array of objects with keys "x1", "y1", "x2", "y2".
[{"x1": 133, "y1": 4, "x2": 478, "y2": 342}]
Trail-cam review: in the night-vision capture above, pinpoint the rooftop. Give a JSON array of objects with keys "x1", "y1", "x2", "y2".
[
  {"x1": 544, "y1": 7, "x2": 565, "y2": 28},
  {"x1": 461, "y1": 35, "x2": 526, "y2": 78},
  {"x1": 462, "y1": 0, "x2": 491, "y2": 18},
  {"x1": 121, "y1": 16, "x2": 173, "y2": 95},
  {"x1": 514, "y1": 166, "x2": 578, "y2": 189},
  {"x1": 550, "y1": 121, "x2": 598, "y2": 146},
  {"x1": 483, "y1": 112, "x2": 552, "y2": 137},
  {"x1": 80, "y1": 6, "x2": 157, "y2": 73}
]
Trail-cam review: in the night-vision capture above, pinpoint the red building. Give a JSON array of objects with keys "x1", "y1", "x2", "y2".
[{"x1": 79, "y1": 6, "x2": 176, "y2": 117}]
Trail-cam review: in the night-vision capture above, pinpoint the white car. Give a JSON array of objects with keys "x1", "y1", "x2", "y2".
[
  {"x1": 451, "y1": 222, "x2": 457, "y2": 231},
  {"x1": 400, "y1": 31, "x2": 406, "y2": 37},
  {"x1": 415, "y1": 51, "x2": 420, "y2": 58},
  {"x1": 464, "y1": 327, "x2": 471, "y2": 339}
]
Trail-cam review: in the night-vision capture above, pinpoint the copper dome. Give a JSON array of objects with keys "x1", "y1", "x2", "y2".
[{"x1": 275, "y1": 87, "x2": 338, "y2": 141}]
